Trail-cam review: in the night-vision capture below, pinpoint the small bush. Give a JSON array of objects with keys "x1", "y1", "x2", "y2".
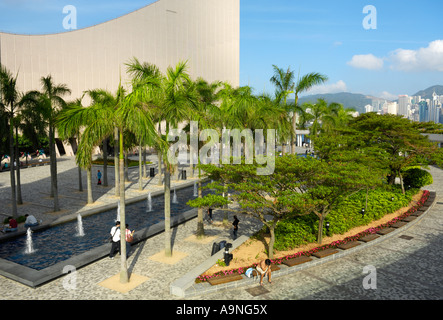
[{"x1": 403, "y1": 168, "x2": 433, "y2": 188}]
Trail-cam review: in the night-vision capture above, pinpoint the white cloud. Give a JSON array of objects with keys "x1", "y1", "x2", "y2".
[
  {"x1": 347, "y1": 54, "x2": 384, "y2": 70},
  {"x1": 379, "y1": 91, "x2": 398, "y2": 101},
  {"x1": 306, "y1": 80, "x2": 348, "y2": 95},
  {"x1": 389, "y1": 40, "x2": 443, "y2": 72}
]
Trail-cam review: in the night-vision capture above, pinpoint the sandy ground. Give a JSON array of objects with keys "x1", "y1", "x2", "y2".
[{"x1": 203, "y1": 190, "x2": 423, "y2": 276}]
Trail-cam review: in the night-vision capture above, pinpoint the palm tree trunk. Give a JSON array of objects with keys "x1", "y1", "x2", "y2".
[
  {"x1": 9, "y1": 117, "x2": 17, "y2": 218},
  {"x1": 124, "y1": 152, "x2": 130, "y2": 182},
  {"x1": 114, "y1": 128, "x2": 119, "y2": 197},
  {"x1": 103, "y1": 138, "x2": 108, "y2": 187},
  {"x1": 78, "y1": 166, "x2": 83, "y2": 192},
  {"x1": 15, "y1": 126, "x2": 23, "y2": 204},
  {"x1": 291, "y1": 113, "x2": 297, "y2": 154},
  {"x1": 86, "y1": 166, "x2": 93, "y2": 204},
  {"x1": 189, "y1": 142, "x2": 194, "y2": 178},
  {"x1": 119, "y1": 130, "x2": 128, "y2": 283},
  {"x1": 164, "y1": 164, "x2": 172, "y2": 257},
  {"x1": 196, "y1": 165, "x2": 205, "y2": 238},
  {"x1": 142, "y1": 146, "x2": 147, "y2": 178},
  {"x1": 49, "y1": 124, "x2": 60, "y2": 212},
  {"x1": 138, "y1": 143, "x2": 143, "y2": 191},
  {"x1": 157, "y1": 153, "x2": 163, "y2": 186}
]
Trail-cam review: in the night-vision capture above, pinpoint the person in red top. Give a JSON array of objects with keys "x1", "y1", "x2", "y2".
[{"x1": 2, "y1": 217, "x2": 18, "y2": 233}]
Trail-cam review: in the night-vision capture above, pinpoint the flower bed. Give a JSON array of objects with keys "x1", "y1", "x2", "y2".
[{"x1": 196, "y1": 190, "x2": 430, "y2": 283}]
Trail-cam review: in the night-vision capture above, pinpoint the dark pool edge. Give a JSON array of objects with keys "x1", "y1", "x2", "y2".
[{"x1": 0, "y1": 207, "x2": 199, "y2": 288}]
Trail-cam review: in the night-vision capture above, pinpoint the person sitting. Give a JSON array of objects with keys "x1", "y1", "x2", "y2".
[
  {"x1": 24, "y1": 214, "x2": 39, "y2": 228},
  {"x1": 1, "y1": 155, "x2": 10, "y2": 171},
  {"x1": 2, "y1": 217, "x2": 18, "y2": 233},
  {"x1": 256, "y1": 259, "x2": 272, "y2": 286}
]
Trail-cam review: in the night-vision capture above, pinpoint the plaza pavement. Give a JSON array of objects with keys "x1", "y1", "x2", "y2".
[{"x1": 0, "y1": 153, "x2": 442, "y2": 302}]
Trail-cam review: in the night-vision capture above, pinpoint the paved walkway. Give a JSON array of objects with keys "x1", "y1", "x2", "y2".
[{"x1": 0, "y1": 155, "x2": 442, "y2": 302}]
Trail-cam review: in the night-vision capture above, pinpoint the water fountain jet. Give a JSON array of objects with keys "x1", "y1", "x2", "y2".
[
  {"x1": 172, "y1": 188, "x2": 178, "y2": 204},
  {"x1": 116, "y1": 200, "x2": 121, "y2": 221},
  {"x1": 193, "y1": 181, "x2": 198, "y2": 197},
  {"x1": 76, "y1": 214, "x2": 85, "y2": 236},
  {"x1": 146, "y1": 192, "x2": 152, "y2": 212},
  {"x1": 25, "y1": 228, "x2": 35, "y2": 254}
]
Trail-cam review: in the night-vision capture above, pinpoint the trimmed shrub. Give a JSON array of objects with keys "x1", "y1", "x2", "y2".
[{"x1": 402, "y1": 168, "x2": 433, "y2": 188}]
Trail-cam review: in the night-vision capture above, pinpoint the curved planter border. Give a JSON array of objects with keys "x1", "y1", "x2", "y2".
[{"x1": 171, "y1": 190, "x2": 437, "y2": 298}]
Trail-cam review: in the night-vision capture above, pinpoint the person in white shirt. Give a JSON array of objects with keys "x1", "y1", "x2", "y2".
[
  {"x1": 109, "y1": 221, "x2": 121, "y2": 259},
  {"x1": 24, "y1": 214, "x2": 39, "y2": 228}
]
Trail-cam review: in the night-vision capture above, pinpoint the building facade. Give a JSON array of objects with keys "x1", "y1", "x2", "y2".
[{"x1": 0, "y1": 0, "x2": 240, "y2": 155}]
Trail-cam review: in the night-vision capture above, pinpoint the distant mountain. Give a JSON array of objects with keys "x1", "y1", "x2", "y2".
[
  {"x1": 413, "y1": 85, "x2": 443, "y2": 100},
  {"x1": 288, "y1": 85, "x2": 443, "y2": 115},
  {"x1": 294, "y1": 92, "x2": 383, "y2": 114}
]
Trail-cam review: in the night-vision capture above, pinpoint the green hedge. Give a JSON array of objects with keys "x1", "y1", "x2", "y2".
[
  {"x1": 402, "y1": 168, "x2": 433, "y2": 188},
  {"x1": 273, "y1": 186, "x2": 417, "y2": 251}
]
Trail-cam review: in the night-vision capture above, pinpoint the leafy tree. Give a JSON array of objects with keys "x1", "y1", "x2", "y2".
[
  {"x1": 291, "y1": 156, "x2": 381, "y2": 244},
  {"x1": 190, "y1": 152, "x2": 376, "y2": 256},
  {"x1": 347, "y1": 113, "x2": 443, "y2": 193}
]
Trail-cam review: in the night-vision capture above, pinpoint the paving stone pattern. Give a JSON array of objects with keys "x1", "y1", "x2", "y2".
[{"x1": 0, "y1": 156, "x2": 442, "y2": 300}]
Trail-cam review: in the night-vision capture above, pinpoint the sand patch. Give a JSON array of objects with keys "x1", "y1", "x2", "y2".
[
  {"x1": 148, "y1": 250, "x2": 188, "y2": 265},
  {"x1": 98, "y1": 273, "x2": 149, "y2": 293}
]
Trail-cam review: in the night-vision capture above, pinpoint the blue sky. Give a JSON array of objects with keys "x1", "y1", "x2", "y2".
[{"x1": 0, "y1": 0, "x2": 442, "y2": 99}]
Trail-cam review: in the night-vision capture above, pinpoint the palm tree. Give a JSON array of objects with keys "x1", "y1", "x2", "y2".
[
  {"x1": 291, "y1": 72, "x2": 328, "y2": 154},
  {"x1": 58, "y1": 78, "x2": 159, "y2": 283},
  {"x1": 161, "y1": 61, "x2": 198, "y2": 254},
  {"x1": 60, "y1": 97, "x2": 85, "y2": 192},
  {"x1": 269, "y1": 64, "x2": 295, "y2": 106},
  {"x1": 23, "y1": 75, "x2": 71, "y2": 212},
  {"x1": 192, "y1": 78, "x2": 223, "y2": 238},
  {"x1": 0, "y1": 65, "x2": 20, "y2": 217}
]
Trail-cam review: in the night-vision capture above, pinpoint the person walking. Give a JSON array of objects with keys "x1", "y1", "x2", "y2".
[
  {"x1": 232, "y1": 215, "x2": 239, "y2": 240},
  {"x1": 207, "y1": 207, "x2": 213, "y2": 224},
  {"x1": 97, "y1": 170, "x2": 102, "y2": 185},
  {"x1": 109, "y1": 221, "x2": 120, "y2": 259}
]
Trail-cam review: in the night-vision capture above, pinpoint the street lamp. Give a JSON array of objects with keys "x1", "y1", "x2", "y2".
[
  {"x1": 224, "y1": 243, "x2": 233, "y2": 266},
  {"x1": 361, "y1": 208, "x2": 365, "y2": 218},
  {"x1": 326, "y1": 222, "x2": 330, "y2": 233}
]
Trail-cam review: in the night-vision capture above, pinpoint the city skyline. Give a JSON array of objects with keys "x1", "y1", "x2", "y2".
[{"x1": 0, "y1": 0, "x2": 442, "y2": 100}]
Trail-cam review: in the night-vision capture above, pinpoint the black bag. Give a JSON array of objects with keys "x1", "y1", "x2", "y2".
[{"x1": 109, "y1": 227, "x2": 119, "y2": 243}]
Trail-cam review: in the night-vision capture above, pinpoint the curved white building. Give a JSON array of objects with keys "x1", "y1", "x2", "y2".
[
  {"x1": 0, "y1": 0, "x2": 239, "y2": 155},
  {"x1": 0, "y1": 0, "x2": 240, "y2": 97}
]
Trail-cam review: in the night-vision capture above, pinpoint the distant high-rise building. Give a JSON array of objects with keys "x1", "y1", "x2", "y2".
[
  {"x1": 398, "y1": 95, "x2": 409, "y2": 118},
  {"x1": 385, "y1": 101, "x2": 398, "y2": 115},
  {"x1": 371, "y1": 99, "x2": 383, "y2": 112},
  {"x1": 419, "y1": 101, "x2": 429, "y2": 122}
]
